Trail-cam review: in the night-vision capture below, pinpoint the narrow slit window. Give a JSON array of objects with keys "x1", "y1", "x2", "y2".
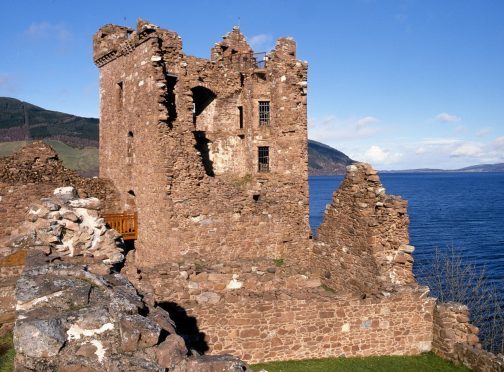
[
  {"x1": 258, "y1": 146, "x2": 270, "y2": 172},
  {"x1": 238, "y1": 106, "x2": 243, "y2": 129},
  {"x1": 117, "y1": 81, "x2": 123, "y2": 108},
  {"x1": 259, "y1": 101, "x2": 270, "y2": 126}
]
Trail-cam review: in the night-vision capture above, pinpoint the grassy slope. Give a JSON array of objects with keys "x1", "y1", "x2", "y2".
[
  {"x1": 0, "y1": 141, "x2": 26, "y2": 157},
  {"x1": 0, "y1": 333, "x2": 14, "y2": 372},
  {"x1": 0, "y1": 140, "x2": 98, "y2": 174},
  {"x1": 252, "y1": 353, "x2": 469, "y2": 372}
]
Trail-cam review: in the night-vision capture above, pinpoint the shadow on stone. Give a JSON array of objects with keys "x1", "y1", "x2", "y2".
[
  {"x1": 112, "y1": 239, "x2": 134, "y2": 273},
  {"x1": 193, "y1": 131, "x2": 214, "y2": 177},
  {"x1": 158, "y1": 301, "x2": 209, "y2": 355}
]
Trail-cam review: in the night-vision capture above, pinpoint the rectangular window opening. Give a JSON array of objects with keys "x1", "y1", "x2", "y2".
[
  {"x1": 258, "y1": 146, "x2": 270, "y2": 172},
  {"x1": 259, "y1": 101, "x2": 270, "y2": 126},
  {"x1": 238, "y1": 106, "x2": 243, "y2": 129}
]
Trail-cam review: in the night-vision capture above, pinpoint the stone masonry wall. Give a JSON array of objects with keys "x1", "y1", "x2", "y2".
[
  {"x1": 94, "y1": 20, "x2": 311, "y2": 266},
  {"x1": 178, "y1": 287, "x2": 434, "y2": 364},
  {"x1": 0, "y1": 183, "x2": 54, "y2": 332},
  {"x1": 119, "y1": 162, "x2": 435, "y2": 365},
  {"x1": 433, "y1": 302, "x2": 504, "y2": 371}
]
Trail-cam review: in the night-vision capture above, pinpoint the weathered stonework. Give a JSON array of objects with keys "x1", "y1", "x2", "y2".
[
  {"x1": 433, "y1": 302, "x2": 504, "y2": 371},
  {"x1": 94, "y1": 20, "x2": 310, "y2": 265},
  {"x1": 91, "y1": 20, "x2": 444, "y2": 364},
  {"x1": 184, "y1": 287, "x2": 434, "y2": 364},
  {"x1": 0, "y1": 18, "x2": 497, "y2": 370}
]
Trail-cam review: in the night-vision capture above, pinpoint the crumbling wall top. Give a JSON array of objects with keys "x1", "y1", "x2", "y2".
[
  {"x1": 268, "y1": 37, "x2": 297, "y2": 61},
  {"x1": 93, "y1": 19, "x2": 181, "y2": 67},
  {"x1": 210, "y1": 26, "x2": 253, "y2": 61}
]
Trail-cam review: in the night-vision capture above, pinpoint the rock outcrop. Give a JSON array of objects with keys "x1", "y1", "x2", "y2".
[{"x1": 11, "y1": 187, "x2": 247, "y2": 371}]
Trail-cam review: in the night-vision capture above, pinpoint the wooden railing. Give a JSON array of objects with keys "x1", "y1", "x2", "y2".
[{"x1": 103, "y1": 212, "x2": 138, "y2": 240}]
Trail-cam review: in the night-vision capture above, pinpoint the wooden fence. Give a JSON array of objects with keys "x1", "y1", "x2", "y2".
[{"x1": 103, "y1": 212, "x2": 137, "y2": 240}]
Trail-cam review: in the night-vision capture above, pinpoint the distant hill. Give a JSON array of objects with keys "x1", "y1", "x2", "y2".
[
  {"x1": 1, "y1": 97, "x2": 356, "y2": 176},
  {"x1": 381, "y1": 163, "x2": 504, "y2": 173},
  {"x1": 308, "y1": 140, "x2": 355, "y2": 175},
  {"x1": 457, "y1": 163, "x2": 504, "y2": 172},
  {"x1": 0, "y1": 97, "x2": 98, "y2": 147}
]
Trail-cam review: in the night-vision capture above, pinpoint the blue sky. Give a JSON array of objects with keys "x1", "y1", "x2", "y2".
[{"x1": 1, "y1": 0, "x2": 503, "y2": 169}]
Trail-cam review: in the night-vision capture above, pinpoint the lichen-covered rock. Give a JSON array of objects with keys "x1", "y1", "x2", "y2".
[
  {"x1": 156, "y1": 334, "x2": 188, "y2": 368},
  {"x1": 14, "y1": 319, "x2": 66, "y2": 358},
  {"x1": 173, "y1": 355, "x2": 248, "y2": 372}
]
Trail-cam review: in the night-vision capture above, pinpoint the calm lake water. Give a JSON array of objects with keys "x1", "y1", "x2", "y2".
[{"x1": 309, "y1": 173, "x2": 504, "y2": 289}]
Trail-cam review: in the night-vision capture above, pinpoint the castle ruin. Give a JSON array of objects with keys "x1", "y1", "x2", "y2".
[{"x1": 0, "y1": 18, "x2": 499, "y2": 371}]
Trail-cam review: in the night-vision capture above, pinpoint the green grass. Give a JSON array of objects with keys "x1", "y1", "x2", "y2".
[
  {"x1": 44, "y1": 140, "x2": 98, "y2": 172},
  {"x1": 251, "y1": 353, "x2": 469, "y2": 372},
  {"x1": 0, "y1": 141, "x2": 26, "y2": 157},
  {"x1": 0, "y1": 140, "x2": 98, "y2": 173},
  {"x1": 0, "y1": 332, "x2": 14, "y2": 372},
  {"x1": 0, "y1": 332, "x2": 468, "y2": 372}
]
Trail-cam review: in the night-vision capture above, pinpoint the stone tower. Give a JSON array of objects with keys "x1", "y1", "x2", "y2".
[{"x1": 93, "y1": 20, "x2": 310, "y2": 265}]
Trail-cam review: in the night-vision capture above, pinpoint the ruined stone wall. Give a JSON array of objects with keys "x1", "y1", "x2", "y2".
[
  {"x1": 314, "y1": 163, "x2": 414, "y2": 295},
  {"x1": 175, "y1": 288, "x2": 434, "y2": 364},
  {"x1": 122, "y1": 252, "x2": 435, "y2": 365},
  {"x1": 432, "y1": 302, "x2": 504, "y2": 371},
  {"x1": 95, "y1": 21, "x2": 310, "y2": 266},
  {"x1": 115, "y1": 160, "x2": 437, "y2": 365}
]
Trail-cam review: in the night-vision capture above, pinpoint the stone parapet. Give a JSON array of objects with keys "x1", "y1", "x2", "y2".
[{"x1": 174, "y1": 286, "x2": 435, "y2": 364}]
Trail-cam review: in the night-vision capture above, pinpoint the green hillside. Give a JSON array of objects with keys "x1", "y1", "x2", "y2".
[
  {"x1": 0, "y1": 97, "x2": 98, "y2": 146},
  {"x1": 308, "y1": 139, "x2": 355, "y2": 175}
]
